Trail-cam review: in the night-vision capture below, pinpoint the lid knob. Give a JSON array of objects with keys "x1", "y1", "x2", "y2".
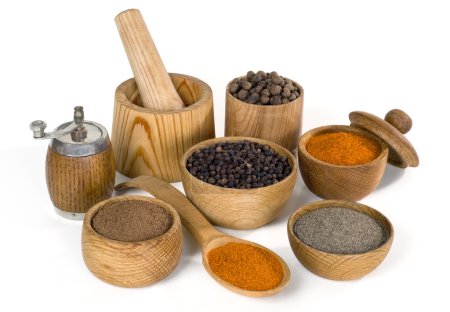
[
  {"x1": 385, "y1": 109, "x2": 412, "y2": 134},
  {"x1": 30, "y1": 120, "x2": 47, "y2": 138}
]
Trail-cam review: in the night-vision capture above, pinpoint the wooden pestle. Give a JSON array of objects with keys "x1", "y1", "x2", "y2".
[{"x1": 115, "y1": 9, "x2": 184, "y2": 111}]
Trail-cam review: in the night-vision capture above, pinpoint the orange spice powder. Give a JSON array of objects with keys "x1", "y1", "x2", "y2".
[
  {"x1": 306, "y1": 132, "x2": 381, "y2": 165},
  {"x1": 207, "y1": 243, "x2": 284, "y2": 291}
]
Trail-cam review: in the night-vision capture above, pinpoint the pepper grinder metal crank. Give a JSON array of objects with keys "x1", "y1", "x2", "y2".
[{"x1": 30, "y1": 106, "x2": 116, "y2": 220}]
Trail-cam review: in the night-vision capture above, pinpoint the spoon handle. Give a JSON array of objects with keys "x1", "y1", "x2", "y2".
[{"x1": 115, "y1": 176, "x2": 225, "y2": 247}]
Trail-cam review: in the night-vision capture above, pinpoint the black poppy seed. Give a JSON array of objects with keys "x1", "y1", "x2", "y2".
[{"x1": 186, "y1": 140, "x2": 292, "y2": 189}]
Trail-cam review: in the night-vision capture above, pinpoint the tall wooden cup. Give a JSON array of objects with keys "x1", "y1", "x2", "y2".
[{"x1": 225, "y1": 78, "x2": 303, "y2": 153}]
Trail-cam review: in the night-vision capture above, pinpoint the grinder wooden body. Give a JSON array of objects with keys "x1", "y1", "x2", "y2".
[{"x1": 46, "y1": 144, "x2": 115, "y2": 217}]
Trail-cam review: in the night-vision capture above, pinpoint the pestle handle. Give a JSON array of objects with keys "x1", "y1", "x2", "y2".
[
  {"x1": 115, "y1": 176, "x2": 225, "y2": 248},
  {"x1": 115, "y1": 9, "x2": 184, "y2": 111}
]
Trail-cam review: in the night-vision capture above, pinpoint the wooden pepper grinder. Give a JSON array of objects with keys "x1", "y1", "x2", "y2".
[
  {"x1": 115, "y1": 9, "x2": 184, "y2": 111},
  {"x1": 30, "y1": 106, "x2": 116, "y2": 219}
]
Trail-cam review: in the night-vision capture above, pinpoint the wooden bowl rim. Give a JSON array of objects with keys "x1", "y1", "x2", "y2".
[
  {"x1": 287, "y1": 199, "x2": 394, "y2": 257},
  {"x1": 115, "y1": 73, "x2": 213, "y2": 114},
  {"x1": 201, "y1": 236, "x2": 291, "y2": 297},
  {"x1": 298, "y1": 125, "x2": 389, "y2": 168},
  {"x1": 83, "y1": 195, "x2": 182, "y2": 245},
  {"x1": 180, "y1": 136, "x2": 298, "y2": 193},
  {"x1": 225, "y1": 75, "x2": 304, "y2": 108}
]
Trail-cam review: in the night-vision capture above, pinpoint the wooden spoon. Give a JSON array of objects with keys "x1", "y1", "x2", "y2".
[{"x1": 115, "y1": 175, "x2": 290, "y2": 297}]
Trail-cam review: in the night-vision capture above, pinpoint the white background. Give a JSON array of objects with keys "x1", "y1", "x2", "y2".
[{"x1": 1, "y1": 0, "x2": 448, "y2": 311}]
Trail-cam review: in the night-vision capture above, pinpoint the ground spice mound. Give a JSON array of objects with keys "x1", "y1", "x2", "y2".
[
  {"x1": 294, "y1": 207, "x2": 387, "y2": 254},
  {"x1": 306, "y1": 131, "x2": 381, "y2": 165},
  {"x1": 207, "y1": 243, "x2": 284, "y2": 291},
  {"x1": 91, "y1": 200, "x2": 172, "y2": 242}
]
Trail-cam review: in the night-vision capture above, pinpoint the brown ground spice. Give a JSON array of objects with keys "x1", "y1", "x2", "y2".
[
  {"x1": 91, "y1": 200, "x2": 172, "y2": 242},
  {"x1": 207, "y1": 243, "x2": 284, "y2": 291},
  {"x1": 306, "y1": 132, "x2": 381, "y2": 165}
]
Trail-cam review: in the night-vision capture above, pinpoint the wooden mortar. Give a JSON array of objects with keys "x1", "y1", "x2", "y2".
[
  {"x1": 112, "y1": 73, "x2": 215, "y2": 182},
  {"x1": 225, "y1": 77, "x2": 304, "y2": 153}
]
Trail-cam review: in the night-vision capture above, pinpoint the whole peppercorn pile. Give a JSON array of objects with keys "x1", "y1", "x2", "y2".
[
  {"x1": 186, "y1": 140, "x2": 292, "y2": 189},
  {"x1": 229, "y1": 71, "x2": 301, "y2": 105}
]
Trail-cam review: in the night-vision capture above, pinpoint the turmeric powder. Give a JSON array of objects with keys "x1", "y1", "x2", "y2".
[
  {"x1": 207, "y1": 243, "x2": 283, "y2": 291},
  {"x1": 306, "y1": 132, "x2": 381, "y2": 165}
]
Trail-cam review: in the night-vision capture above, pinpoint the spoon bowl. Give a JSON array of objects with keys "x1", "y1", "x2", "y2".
[{"x1": 115, "y1": 175, "x2": 290, "y2": 297}]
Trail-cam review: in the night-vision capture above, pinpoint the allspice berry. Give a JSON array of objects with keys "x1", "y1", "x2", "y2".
[
  {"x1": 237, "y1": 89, "x2": 249, "y2": 100},
  {"x1": 229, "y1": 83, "x2": 239, "y2": 94},
  {"x1": 242, "y1": 81, "x2": 252, "y2": 91},
  {"x1": 229, "y1": 70, "x2": 301, "y2": 105},
  {"x1": 269, "y1": 84, "x2": 282, "y2": 96}
]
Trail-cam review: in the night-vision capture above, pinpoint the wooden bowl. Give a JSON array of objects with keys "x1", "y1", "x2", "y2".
[
  {"x1": 112, "y1": 73, "x2": 215, "y2": 182},
  {"x1": 298, "y1": 125, "x2": 388, "y2": 201},
  {"x1": 180, "y1": 136, "x2": 298, "y2": 230},
  {"x1": 225, "y1": 77, "x2": 304, "y2": 153},
  {"x1": 82, "y1": 195, "x2": 182, "y2": 287},
  {"x1": 287, "y1": 200, "x2": 394, "y2": 280}
]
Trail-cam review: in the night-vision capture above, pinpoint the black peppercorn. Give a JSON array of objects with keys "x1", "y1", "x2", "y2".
[{"x1": 186, "y1": 140, "x2": 292, "y2": 189}]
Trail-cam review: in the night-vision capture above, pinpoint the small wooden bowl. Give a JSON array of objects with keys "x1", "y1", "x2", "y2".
[
  {"x1": 287, "y1": 200, "x2": 394, "y2": 280},
  {"x1": 225, "y1": 77, "x2": 304, "y2": 153},
  {"x1": 112, "y1": 73, "x2": 215, "y2": 182},
  {"x1": 298, "y1": 125, "x2": 388, "y2": 201},
  {"x1": 82, "y1": 195, "x2": 182, "y2": 287},
  {"x1": 180, "y1": 136, "x2": 298, "y2": 230}
]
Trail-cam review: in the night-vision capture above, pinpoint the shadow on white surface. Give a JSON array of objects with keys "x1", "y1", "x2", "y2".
[{"x1": 377, "y1": 164, "x2": 405, "y2": 190}]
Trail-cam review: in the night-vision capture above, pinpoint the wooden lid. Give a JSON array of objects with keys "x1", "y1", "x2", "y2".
[{"x1": 349, "y1": 109, "x2": 419, "y2": 168}]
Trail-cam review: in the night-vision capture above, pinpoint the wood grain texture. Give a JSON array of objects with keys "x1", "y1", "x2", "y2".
[
  {"x1": 180, "y1": 137, "x2": 298, "y2": 230},
  {"x1": 350, "y1": 110, "x2": 419, "y2": 168},
  {"x1": 45, "y1": 144, "x2": 115, "y2": 213},
  {"x1": 298, "y1": 125, "x2": 388, "y2": 201},
  {"x1": 115, "y1": 9, "x2": 184, "y2": 111},
  {"x1": 225, "y1": 79, "x2": 303, "y2": 152},
  {"x1": 112, "y1": 73, "x2": 215, "y2": 182},
  {"x1": 287, "y1": 200, "x2": 394, "y2": 280},
  {"x1": 82, "y1": 195, "x2": 182, "y2": 287},
  {"x1": 115, "y1": 176, "x2": 290, "y2": 297}
]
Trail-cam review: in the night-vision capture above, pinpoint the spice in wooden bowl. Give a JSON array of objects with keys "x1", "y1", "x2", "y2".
[
  {"x1": 91, "y1": 199, "x2": 172, "y2": 242},
  {"x1": 306, "y1": 131, "x2": 381, "y2": 166},
  {"x1": 186, "y1": 140, "x2": 292, "y2": 189},
  {"x1": 293, "y1": 207, "x2": 387, "y2": 254},
  {"x1": 287, "y1": 200, "x2": 393, "y2": 280}
]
